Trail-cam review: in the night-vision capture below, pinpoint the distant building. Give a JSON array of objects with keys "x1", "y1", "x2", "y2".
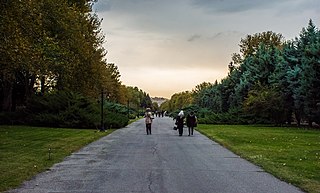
[{"x1": 151, "y1": 97, "x2": 168, "y2": 106}]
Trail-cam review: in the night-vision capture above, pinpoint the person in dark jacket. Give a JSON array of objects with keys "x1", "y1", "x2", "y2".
[
  {"x1": 176, "y1": 110, "x2": 185, "y2": 136},
  {"x1": 186, "y1": 111, "x2": 197, "y2": 136}
]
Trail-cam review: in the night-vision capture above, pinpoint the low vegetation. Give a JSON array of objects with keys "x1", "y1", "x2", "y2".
[
  {"x1": 197, "y1": 124, "x2": 320, "y2": 193},
  {"x1": 0, "y1": 125, "x2": 114, "y2": 192}
]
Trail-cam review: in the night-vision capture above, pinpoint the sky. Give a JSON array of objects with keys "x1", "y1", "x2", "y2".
[{"x1": 92, "y1": 0, "x2": 320, "y2": 98}]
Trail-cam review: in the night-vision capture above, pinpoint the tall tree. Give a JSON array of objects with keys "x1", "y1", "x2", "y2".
[
  {"x1": 269, "y1": 41, "x2": 297, "y2": 124},
  {"x1": 0, "y1": 0, "x2": 44, "y2": 111},
  {"x1": 239, "y1": 31, "x2": 284, "y2": 58},
  {"x1": 125, "y1": 86, "x2": 152, "y2": 112},
  {"x1": 0, "y1": 0, "x2": 110, "y2": 111},
  {"x1": 296, "y1": 20, "x2": 320, "y2": 125},
  {"x1": 192, "y1": 82, "x2": 212, "y2": 106},
  {"x1": 163, "y1": 91, "x2": 193, "y2": 112}
]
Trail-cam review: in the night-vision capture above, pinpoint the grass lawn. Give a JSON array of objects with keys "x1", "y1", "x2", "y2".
[
  {"x1": 0, "y1": 125, "x2": 114, "y2": 192},
  {"x1": 197, "y1": 125, "x2": 320, "y2": 193}
]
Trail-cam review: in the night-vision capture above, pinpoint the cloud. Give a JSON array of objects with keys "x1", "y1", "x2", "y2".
[
  {"x1": 92, "y1": 0, "x2": 111, "y2": 12},
  {"x1": 284, "y1": 0, "x2": 320, "y2": 14},
  {"x1": 191, "y1": 0, "x2": 320, "y2": 16},
  {"x1": 188, "y1": 34, "x2": 201, "y2": 42},
  {"x1": 94, "y1": 0, "x2": 192, "y2": 35},
  {"x1": 92, "y1": 0, "x2": 320, "y2": 98},
  {"x1": 191, "y1": 0, "x2": 291, "y2": 13},
  {"x1": 210, "y1": 31, "x2": 244, "y2": 41}
]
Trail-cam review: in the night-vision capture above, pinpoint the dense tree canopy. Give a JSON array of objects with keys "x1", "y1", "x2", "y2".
[
  {"x1": 125, "y1": 86, "x2": 152, "y2": 111},
  {"x1": 2, "y1": 3, "x2": 319, "y2": 128},
  {"x1": 162, "y1": 20, "x2": 320, "y2": 126},
  {"x1": 0, "y1": 0, "x2": 121, "y2": 112},
  {"x1": 0, "y1": 0, "x2": 152, "y2": 128},
  {"x1": 160, "y1": 91, "x2": 193, "y2": 113}
]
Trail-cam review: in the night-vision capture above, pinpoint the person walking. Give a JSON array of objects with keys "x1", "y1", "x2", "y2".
[
  {"x1": 186, "y1": 111, "x2": 197, "y2": 136},
  {"x1": 145, "y1": 108, "x2": 153, "y2": 135},
  {"x1": 176, "y1": 110, "x2": 185, "y2": 136}
]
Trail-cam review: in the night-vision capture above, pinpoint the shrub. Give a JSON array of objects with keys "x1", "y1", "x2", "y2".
[
  {"x1": 20, "y1": 91, "x2": 129, "y2": 129},
  {"x1": 104, "y1": 102, "x2": 129, "y2": 128},
  {"x1": 26, "y1": 91, "x2": 100, "y2": 128},
  {"x1": 197, "y1": 108, "x2": 248, "y2": 125},
  {"x1": 0, "y1": 111, "x2": 27, "y2": 125}
]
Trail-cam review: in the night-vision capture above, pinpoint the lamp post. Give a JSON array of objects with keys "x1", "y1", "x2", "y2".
[
  {"x1": 127, "y1": 99, "x2": 130, "y2": 119},
  {"x1": 100, "y1": 89, "x2": 105, "y2": 132}
]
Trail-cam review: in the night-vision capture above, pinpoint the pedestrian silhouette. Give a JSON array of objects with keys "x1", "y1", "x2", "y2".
[
  {"x1": 145, "y1": 108, "x2": 153, "y2": 135},
  {"x1": 176, "y1": 110, "x2": 185, "y2": 136},
  {"x1": 186, "y1": 111, "x2": 197, "y2": 136}
]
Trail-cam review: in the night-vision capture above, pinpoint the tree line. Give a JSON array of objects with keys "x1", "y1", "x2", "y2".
[
  {"x1": 0, "y1": 0, "x2": 152, "y2": 128},
  {"x1": 161, "y1": 20, "x2": 320, "y2": 127}
]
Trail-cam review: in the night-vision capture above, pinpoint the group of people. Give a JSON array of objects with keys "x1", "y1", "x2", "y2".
[
  {"x1": 144, "y1": 108, "x2": 197, "y2": 136},
  {"x1": 154, "y1": 110, "x2": 166, "y2": 117},
  {"x1": 175, "y1": 110, "x2": 197, "y2": 136}
]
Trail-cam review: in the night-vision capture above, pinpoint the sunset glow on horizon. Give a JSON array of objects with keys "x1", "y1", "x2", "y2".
[{"x1": 93, "y1": 0, "x2": 319, "y2": 98}]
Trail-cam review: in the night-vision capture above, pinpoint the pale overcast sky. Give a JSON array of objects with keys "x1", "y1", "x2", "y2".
[{"x1": 93, "y1": 0, "x2": 319, "y2": 98}]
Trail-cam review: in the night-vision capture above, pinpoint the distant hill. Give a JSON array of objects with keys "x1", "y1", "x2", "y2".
[{"x1": 151, "y1": 97, "x2": 168, "y2": 106}]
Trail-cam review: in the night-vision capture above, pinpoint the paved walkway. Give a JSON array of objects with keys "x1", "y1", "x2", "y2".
[{"x1": 8, "y1": 117, "x2": 304, "y2": 193}]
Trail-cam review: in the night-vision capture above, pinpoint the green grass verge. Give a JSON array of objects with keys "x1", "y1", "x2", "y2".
[
  {"x1": 0, "y1": 125, "x2": 114, "y2": 192},
  {"x1": 197, "y1": 124, "x2": 320, "y2": 193}
]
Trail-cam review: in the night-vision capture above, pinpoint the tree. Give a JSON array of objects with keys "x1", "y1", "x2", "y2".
[
  {"x1": 287, "y1": 65, "x2": 304, "y2": 126},
  {"x1": 99, "y1": 63, "x2": 122, "y2": 102},
  {"x1": 192, "y1": 82, "x2": 212, "y2": 107},
  {"x1": 0, "y1": 0, "x2": 45, "y2": 111},
  {"x1": 244, "y1": 84, "x2": 285, "y2": 124},
  {"x1": 239, "y1": 31, "x2": 284, "y2": 58},
  {"x1": 162, "y1": 91, "x2": 193, "y2": 112},
  {"x1": 125, "y1": 86, "x2": 152, "y2": 113},
  {"x1": 296, "y1": 20, "x2": 320, "y2": 125},
  {"x1": 0, "y1": 0, "x2": 110, "y2": 112},
  {"x1": 228, "y1": 32, "x2": 286, "y2": 113},
  {"x1": 269, "y1": 41, "x2": 297, "y2": 124}
]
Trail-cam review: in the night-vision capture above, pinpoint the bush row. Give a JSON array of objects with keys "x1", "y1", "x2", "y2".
[
  {"x1": 0, "y1": 91, "x2": 129, "y2": 129},
  {"x1": 168, "y1": 105, "x2": 276, "y2": 125}
]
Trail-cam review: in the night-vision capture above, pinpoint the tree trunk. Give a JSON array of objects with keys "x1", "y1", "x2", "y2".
[
  {"x1": 2, "y1": 80, "x2": 13, "y2": 112},
  {"x1": 295, "y1": 111, "x2": 301, "y2": 127},
  {"x1": 308, "y1": 119, "x2": 313, "y2": 127},
  {"x1": 286, "y1": 110, "x2": 292, "y2": 125},
  {"x1": 40, "y1": 76, "x2": 45, "y2": 95},
  {"x1": 25, "y1": 73, "x2": 36, "y2": 100}
]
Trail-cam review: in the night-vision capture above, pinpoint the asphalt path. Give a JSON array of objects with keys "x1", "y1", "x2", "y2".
[{"x1": 8, "y1": 117, "x2": 304, "y2": 193}]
